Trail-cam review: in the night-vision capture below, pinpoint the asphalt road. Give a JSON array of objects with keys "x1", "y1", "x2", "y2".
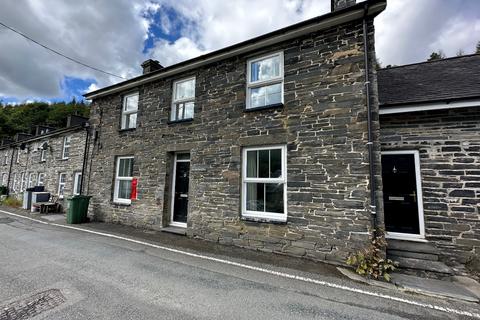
[{"x1": 0, "y1": 211, "x2": 478, "y2": 319}]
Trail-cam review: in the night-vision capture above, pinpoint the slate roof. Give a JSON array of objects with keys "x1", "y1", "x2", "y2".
[{"x1": 378, "y1": 54, "x2": 480, "y2": 106}]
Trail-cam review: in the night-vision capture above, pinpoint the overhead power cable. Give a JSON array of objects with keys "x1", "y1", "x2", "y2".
[{"x1": 0, "y1": 21, "x2": 127, "y2": 79}]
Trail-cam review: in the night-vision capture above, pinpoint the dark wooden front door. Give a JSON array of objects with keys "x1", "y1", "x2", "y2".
[
  {"x1": 381, "y1": 153, "x2": 421, "y2": 235},
  {"x1": 172, "y1": 156, "x2": 190, "y2": 225}
]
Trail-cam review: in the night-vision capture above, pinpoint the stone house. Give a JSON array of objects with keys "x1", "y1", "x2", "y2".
[
  {"x1": 83, "y1": 0, "x2": 387, "y2": 265},
  {"x1": 0, "y1": 115, "x2": 89, "y2": 210},
  {"x1": 378, "y1": 54, "x2": 480, "y2": 275}
]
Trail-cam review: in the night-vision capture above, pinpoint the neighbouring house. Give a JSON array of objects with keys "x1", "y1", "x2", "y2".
[
  {"x1": 0, "y1": 115, "x2": 89, "y2": 210},
  {"x1": 83, "y1": 0, "x2": 387, "y2": 265},
  {"x1": 378, "y1": 54, "x2": 480, "y2": 275}
]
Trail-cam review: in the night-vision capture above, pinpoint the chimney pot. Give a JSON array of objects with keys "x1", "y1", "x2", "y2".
[
  {"x1": 331, "y1": 0, "x2": 356, "y2": 11},
  {"x1": 141, "y1": 59, "x2": 164, "y2": 74}
]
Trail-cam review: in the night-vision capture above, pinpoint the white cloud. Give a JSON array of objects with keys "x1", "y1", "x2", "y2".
[
  {"x1": 375, "y1": 0, "x2": 480, "y2": 66},
  {"x1": 85, "y1": 83, "x2": 99, "y2": 94},
  {"x1": 1, "y1": 0, "x2": 479, "y2": 101}
]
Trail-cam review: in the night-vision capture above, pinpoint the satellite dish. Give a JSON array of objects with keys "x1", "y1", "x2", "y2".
[{"x1": 41, "y1": 142, "x2": 49, "y2": 150}]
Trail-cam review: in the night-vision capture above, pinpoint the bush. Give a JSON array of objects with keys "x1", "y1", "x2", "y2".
[
  {"x1": 1, "y1": 196, "x2": 22, "y2": 208},
  {"x1": 346, "y1": 229, "x2": 398, "y2": 282}
]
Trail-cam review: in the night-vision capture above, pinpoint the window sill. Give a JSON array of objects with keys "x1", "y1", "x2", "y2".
[
  {"x1": 244, "y1": 103, "x2": 284, "y2": 113},
  {"x1": 112, "y1": 200, "x2": 131, "y2": 206},
  {"x1": 119, "y1": 128, "x2": 137, "y2": 133},
  {"x1": 241, "y1": 214, "x2": 287, "y2": 224},
  {"x1": 167, "y1": 118, "x2": 194, "y2": 125}
]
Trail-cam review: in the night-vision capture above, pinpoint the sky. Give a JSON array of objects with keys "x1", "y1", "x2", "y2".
[{"x1": 0, "y1": 0, "x2": 479, "y2": 104}]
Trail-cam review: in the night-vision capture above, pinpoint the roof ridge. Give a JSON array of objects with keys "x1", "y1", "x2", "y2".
[{"x1": 379, "y1": 53, "x2": 480, "y2": 71}]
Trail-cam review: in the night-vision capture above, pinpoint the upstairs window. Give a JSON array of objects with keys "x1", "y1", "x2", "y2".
[
  {"x1": 121, "y1": 92, "x2": 139, "y2": 129},
  {"x1": 40, "y1": 142, "x2": 48, "y2": 162},
  {"x1": 16, "y1": 148, "x2": 20, "y2": 163},
  {"x1": 62, "y1": 136, "x2": 71, "y2": 159},
  {"x1": 4, "y1": 151, "x2": 8, "y2": 165},
  {"x1": 246, "y1": 52, "x2": 284, "y2": 109},
  {"x1": 114, "y1": 156, "x2": 134, "y2": 204},
  {"x1": 242, "y1": 145, "x2": 287, "y2": 222},
  {"x1": 171, "y1": 77, "x2": 195, "y2": 121}
]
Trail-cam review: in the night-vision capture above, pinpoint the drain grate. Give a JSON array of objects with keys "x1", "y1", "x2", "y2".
[
  {"x1": 0, "y1": 289, "x2": 66, "y2": 320},
  {"x1": 0, "y1": 217, "x2": 14, "y2": 224}
]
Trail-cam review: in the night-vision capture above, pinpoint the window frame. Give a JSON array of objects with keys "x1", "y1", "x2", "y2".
[
  {"x1": 1, "y1": 173, "x2": 7, "y2": 186},
  {"x1": 4, "y1": 151, "x2": 9, "y2": 165},
  {"x1": 58, "y1": 172, "x2": 67, "y2": 198},
  {"x1": 241, "y1": 145, "x2": 287, "y2": 222},
  {"x1": 37, "y1": 172, "x2": 45, "y2": 186},
  {"x1": 113, "y1": 156, "x2": 134, "y2": 205},
  {"x1": 16, "y1": 148, "x2": 20, "y2": 164},
  {"x1": 40, "y1": 141, "x2": 48, "y2": 162},
  {"x1": 171, "y1": 77, "x2": 196, "y2": 121},
  {"x1": 62, "y1": 136, "x2": 71, "y2": 159},
  {"x1": 246, "y1": 51, "x2": 284, "y2": 110},
  {"x1": 20, "y1": 172, "x2": 25, "y2": 191},
  {"x1": 12, "y1": 173, "x2": 17, "y2": 192},
  {"x1": 73, "y1": 171, "x2": 82, "y2": 195},
  {"x1": 121, "y1": 92, "x2": 139, "y2": 130},
  {"x1": 28, "y1": 173, "x2": 35, "y2": 188}
]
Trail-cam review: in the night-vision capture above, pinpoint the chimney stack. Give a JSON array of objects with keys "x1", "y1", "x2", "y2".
[
  {"x1": 141, "y1": 59, "x2": 164, "y2": 74},
  {"x1": 331, "y1": 0, "x2": 356, "y2": 12}
]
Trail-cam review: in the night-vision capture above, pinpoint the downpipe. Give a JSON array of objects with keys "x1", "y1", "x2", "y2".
[{"x1": 362, "y1": 4, "x2": 378, "y2": 233}]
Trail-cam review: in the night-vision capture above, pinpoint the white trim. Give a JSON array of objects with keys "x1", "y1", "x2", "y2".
[
  {"x1": 121, "y1": 92, "x2": 139, "y2": 129},
  {"x1": 73, "y1": 172, "x2": 82, "y2": 195},
  {"x1": 113, "y1": 156, "x2": 134, "y2": 205},
  {"x1": 84, "y1": 4, "x2": 387, "y2": 100},
  {"x1": 57, "y1": 172, "x2": 67, "y2": 199},
  {"x1": 246, "y1": 51, "x2": 284, "y2": 109},
  {"x1": 37, "y1": 172, "x2": 45, "y2": 186},
  {"x1": 379, "y1": 98, "x2": 480, "y2": 115},
  {"x1": 241, "y1": 145, "x2": 287, "y2": 221},
  {"x1": 381, "y1": 150, "x2": 425, "y2": 240},
  {"x1": 171, "y1": 77, "x2": 196, "y2": 121},
  {"x1": 62, "y1": 136, "x2": 71, "y2": 159},
  {"x1": 170, "y1": 153, "x2": 190, "y2": 228}
]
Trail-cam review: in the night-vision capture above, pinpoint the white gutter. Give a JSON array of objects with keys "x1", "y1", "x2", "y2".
[
  {"x1": 85, "y1": 2, "x2": 386, "y2": 100},
  {"x1": 379, "y1": 98, "x2": 480, "y2": 115}
]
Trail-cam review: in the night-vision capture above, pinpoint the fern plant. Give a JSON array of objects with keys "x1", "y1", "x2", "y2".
[{"x1": 346, "y1": 229, "x2": 398, "y2": 282}]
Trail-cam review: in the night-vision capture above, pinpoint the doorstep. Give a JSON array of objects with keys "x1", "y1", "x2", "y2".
[
  {"x1": 161, "y1": 226, "x2": 187, "y2": 235},
  {"x1": 338, "y1": 267, "x2": 480, "y2": 303}
]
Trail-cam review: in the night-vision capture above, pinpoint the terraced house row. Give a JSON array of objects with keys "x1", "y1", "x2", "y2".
[
  {"x1": 0, "y1": 115, "x2": 89, "y2": 209},
  {"x1": 1, "y1": 0, "x2": 478, "y2": 277}
]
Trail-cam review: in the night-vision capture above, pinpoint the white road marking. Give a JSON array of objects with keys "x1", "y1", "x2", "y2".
[{"x1": 1, "y1": 209, "x2": 479, "y2": 319}]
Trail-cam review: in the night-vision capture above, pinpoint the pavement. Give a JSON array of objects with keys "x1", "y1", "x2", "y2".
[{"x1": 1, "y1": 206, "x2": 480, "y2": 319}]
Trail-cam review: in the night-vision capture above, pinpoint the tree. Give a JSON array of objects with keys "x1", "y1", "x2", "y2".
[
  {"x1": 456, "y1": 49, "x2": 465, "y2": 56},
  {"x1": 427, "y1": 50, "x2": 445, "y2": 61},
  {"x1": 476, "y1": 41, "x2": 480, "y2": 54},
  {"x1": 0, "y1": 100, "x2": 89, "y2": 138}
]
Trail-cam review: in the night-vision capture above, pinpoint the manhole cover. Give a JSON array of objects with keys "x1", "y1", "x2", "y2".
[
  {"x1": 0, "y1": 289, "x2": 66, "y2": 320},
  {"x1": 0, "y1": 217, "x2": 14, "y2": 224}
]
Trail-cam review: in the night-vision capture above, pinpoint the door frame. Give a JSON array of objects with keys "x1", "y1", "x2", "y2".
[
  {"x1": 381, "y1": 150, "x2": 426, "y2": 241},
  {"x1": 170, "y1": 153, "x2": 190, "y2": 228}
]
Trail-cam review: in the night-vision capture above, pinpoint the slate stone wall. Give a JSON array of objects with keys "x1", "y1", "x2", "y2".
[
  {"x1": 87, "y1": 20, "x2": 382, "y2": 264},
  {"x1": 380, "y1": 107, "x2": 480, "y2": 269},
  {"x1": 1, "y1": 128, "x2": 87, "y2": 210}
]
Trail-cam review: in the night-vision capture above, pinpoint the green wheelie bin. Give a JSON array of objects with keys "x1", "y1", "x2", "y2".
[{"x1": 67, "y1": 195, "x2": 92, "y2": 224}]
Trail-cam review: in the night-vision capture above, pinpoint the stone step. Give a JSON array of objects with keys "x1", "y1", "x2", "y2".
[
  {"x1": 387, "y1": 249, "x2": 439, "y2": 261},
  {"x1": 161, "y1": 226, "x2": 187, "y2": 235},
  {"x1": 386, "y1": 239, "x2": 439, "y2": 255},
  {"x1": 392, "y1": 256, "x2": 453, "y2": 274}
]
